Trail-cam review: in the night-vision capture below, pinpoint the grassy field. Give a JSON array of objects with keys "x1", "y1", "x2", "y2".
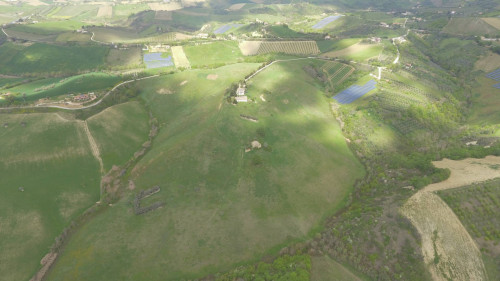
[
  {"x1": 438, "y1": 179, "x2": 500, "y2": 244},
  {"x1": 324, "y1": 42, "x2": 383, "y2": 61},
  {"x1": 0, "y1": 113, "x2": 100, "y2": 281},
  {"x1": 2, "y1": 72, "x2": 121, "y2": 101},
  {"x1": 239, "y1": 40, "x2": 320, "y2": 55},
  {"x1": 6, "y1": 20, "x2": 85, "y2": 36},
  {"x1": 46, "y1": 61, "x2": 364, "y2": 281},
  {"x1": 469, "y1": 76, "x2": 500, "y2": 124},
  {"x1": 106, "y1": 48, "x2": 143, "y2": 69},
  {"x1": 442, "y1": 17, "x2": 500, "y2": 36},
  {"x1": 0, "y1": 42, "x2": 108, "y2": 76},
  {"x1": 183, "y1": 41, "x2": 244, "y2": 68},
  {"x1": 87, "y1": 101, "x2": 150, "y2": 172},
  {"x1": 317, "y1": 38, "x2": 362, "y2": 53},
  {"x1": 438, "y1": 179, "x2": 500, "y2": 281},
  {"x1": 90, "y1": 27, "x2": 179, "y2": 43},
  {"x1": 311, "y1": 256, "x2": 368, "y2": 281}
]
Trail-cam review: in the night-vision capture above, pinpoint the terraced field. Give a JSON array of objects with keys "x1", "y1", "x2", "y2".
[
  {"x1": 239, "y1": 40, "x2": 320, "y2": 55},
  {"x1": 321, "y1": 61, "x2": 355, "y2": 86}
]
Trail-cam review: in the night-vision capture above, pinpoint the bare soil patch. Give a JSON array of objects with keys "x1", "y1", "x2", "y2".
[
  {"x1": 171, "y1": 46, "x2": 191, "y2": 69},
  {"x1": 180, "y1": 80, "x2": 188, "y2": 86},
  {"x1": 157, "y1": 88, "x2": 174, "y2": 95},
  {"x1": 482, "y1": 18, "x2": 500, "y2": 30},
  {"x1": 148, "y1": 2, "x2": 182, "y2": 11},
  {"x1": 97, "y1": 6, "x2": 112, "y2": 18},
  {"x1": 206, "y1": 74, "x2": 218, "y2": 80},
  {"x1": 228, "y1": 3, "x2": 245, "y2": 10},
  {"x1": 424, "y1": 156, "x2": 500, "y2": 192},
  {"x1": 155, "y1": 11, "x2": 172, "y2": 21},
  {"x1": 239, "y1": 41, "x2": 262, "y2": 56},
  {"x1": 474, "y1": 52, "x2": 500, "y2": 72},
  {"x1": 401, "y1": 156, "x2": 500, "y2": 281}
]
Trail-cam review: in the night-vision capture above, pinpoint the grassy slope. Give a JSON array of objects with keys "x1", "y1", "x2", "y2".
[
  {"x1": 442, "y1": 17, "x2": 500, "y2": 36},
  {"x1": 0, "y1": 42, "x2": 108, "y2": 75},
  {"x1": 106, "y1": 48, "x2": 143, "y2": 69},
  {"x1": 324, "y1": 42, "x2": 383, "y2": 61},
  {"x1": 311, "y1": 256, "x2": 369, "y2": 281},
  {"x1": 183, "y1": 41, "x2": 244, "y2": 68},
  {"x1": 87, "y1": 101, "x2": 150, "y2": 172},
  {"x1": 6, "y1": 20, "x2": 86, "y2": 35},
  {"x1": 2, "y1": 72, "x2": 121, "y2": 101},
  {"x1": 469, "y1": 76, "x2": 500, "y2": 124},
  {"x1": 317, "y1": 38, "x2": 362, "y2": 53},
  {"x1": 0, "y1": 113, "x2": 100, "y2": 281},
  {"x1": 47, "y1": 61, "x2": 364, "y2": 281}
]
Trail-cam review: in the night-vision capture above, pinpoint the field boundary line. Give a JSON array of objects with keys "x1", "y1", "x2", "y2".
[
  {"x1": 82, "y1": 120, "x2": 104, "y2": 174},
  {"x1": 1, "y1": 28, "x2": 9, "y2": 38}
]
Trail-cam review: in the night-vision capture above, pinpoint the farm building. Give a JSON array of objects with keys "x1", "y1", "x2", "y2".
[
  {"x1": 73, "y1": 92, "x2": 96, "y2": 102},
  {"x1": 235, "y1": 96, "x2": 248, "y2": 103},
  {"x1": 236, "y1": 84, "x2": 246, "y2": 96}
]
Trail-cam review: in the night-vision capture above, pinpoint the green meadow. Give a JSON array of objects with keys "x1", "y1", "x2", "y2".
[
  {"x1": 0, "y1": 42, "x2": 109, "y2": 76},
  {"x1": 6, "y1": 20, "x2": 86, "y2": 36},
  {"x1": 2, "y1": 72, "x2": 121, "y2": 101},
  {"x1": 87, "y1": 101, "x2": 150, "y2": 172},
  {"x1": 183, "y1": 41, "x2": 244, "y2": 68},
  {"x1": 0, "y1": 113, "x2": 100, "y2": 281},
  {"x1": 46, "y1": 61, "x2": 364, "y2": 281}
]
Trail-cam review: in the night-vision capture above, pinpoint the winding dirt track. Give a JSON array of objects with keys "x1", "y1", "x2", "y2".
[{"x1": 401, "y1": 156, "x2": 500, "y2": 281}]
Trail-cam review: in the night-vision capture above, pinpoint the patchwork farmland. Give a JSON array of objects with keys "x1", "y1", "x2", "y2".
[
  {"x1": 321, "y1": 61, "x2": 355, "y2": 86},
  {"x1": 2, "y1": 1, "x2": 499, "y2": 280},
  {"x1": 239, "y1": 41, "x2": 320, "y2": 55}
]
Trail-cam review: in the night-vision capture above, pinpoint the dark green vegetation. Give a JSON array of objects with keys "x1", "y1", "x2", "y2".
[
  {"x1": 0, "y1": 42, "x2": 108, "y2": 76},
  {"x1": 216, "y1": 254, "x2": 311, "y2": 281},
  {"x1": 438, "y1": 179, "x2": 500, "y2": 280}
]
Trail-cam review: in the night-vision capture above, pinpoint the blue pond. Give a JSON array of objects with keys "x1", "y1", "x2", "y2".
[
  {"x1": 333, "y1": 80, "x2": 377, "y2": 104},
  {"x1": 486, "y1": 68, "x2": 500, "y2": 81},
  {"x1": 214, "y1": 24, "x2": 243, "y2": 34},
  {"x1": 312, "y1": 15, "x2": 342, "y2": 29},
  {"x1": 143, "y1": 53, "x2": 174, "y2": 69}
]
